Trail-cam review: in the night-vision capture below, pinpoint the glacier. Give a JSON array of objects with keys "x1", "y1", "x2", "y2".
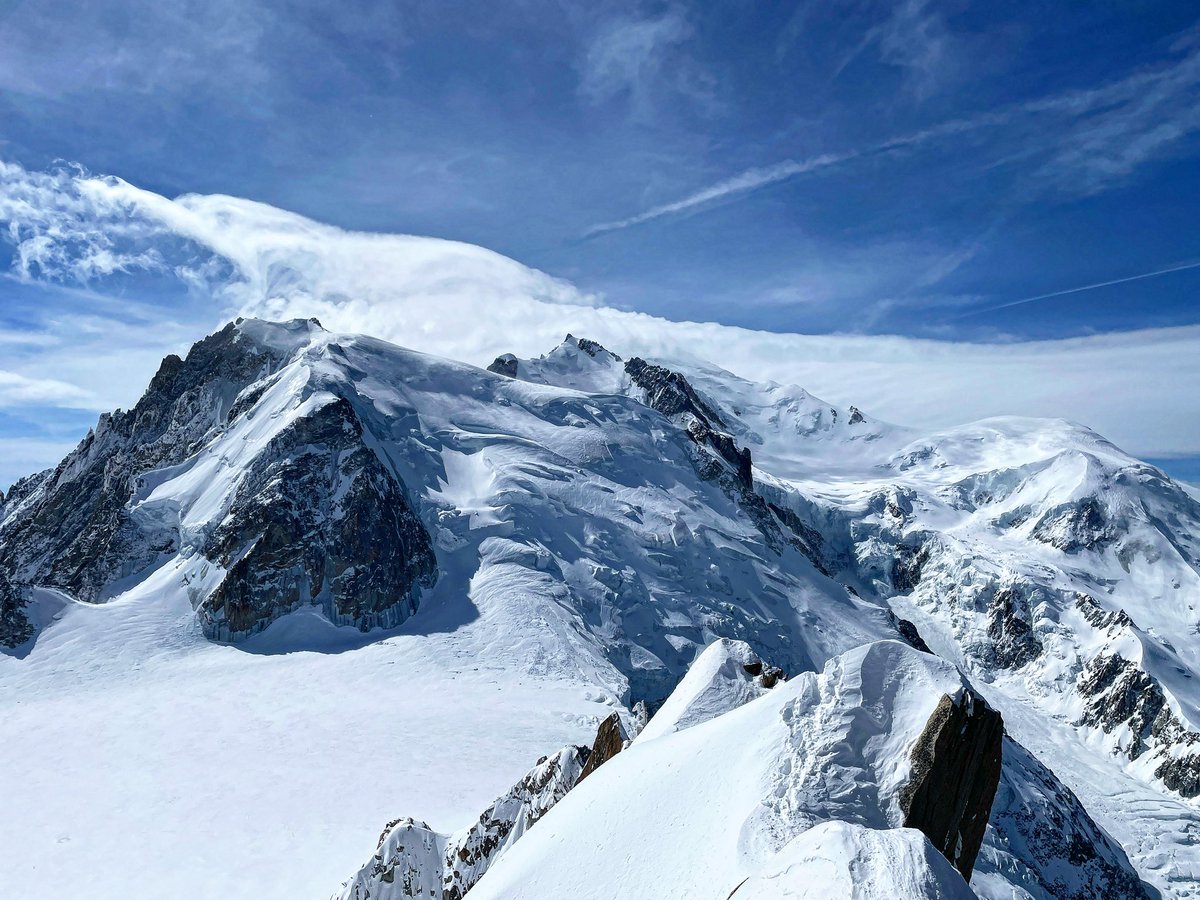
[{"x1": 1, "y1": 319, "x2": 1197, "y2": 898}]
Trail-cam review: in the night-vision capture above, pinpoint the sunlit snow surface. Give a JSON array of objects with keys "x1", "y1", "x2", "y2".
[
  {"x1": 662, "y1": 353, "x2": 1200, "y2": 897},
  {"x1": 0, "y1": 574, "x2": 620, "y2": 898},
  {"x1": 3, "y1": 321, "x2": 1199, "y2": 898},
  {"x1": 468, "y1": 640, "x2": 975, "y2": 900},
  {"x1": 0, "y1": 322, "x2": 890, "y2": 898}
]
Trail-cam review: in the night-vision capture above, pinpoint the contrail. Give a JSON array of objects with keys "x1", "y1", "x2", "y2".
[
  {"x1": 582, "y1": 153, "x2": 854, "y2": 238},
  {"x1": 580, "y1": 111, "x2": 1010, "y2": 238},
  {"x1": 962, "y1": 259, "x2": 1200, "y2": 317},
  {"x1": 580, "y1": 45, "x2": 1200, "y2": 239}
]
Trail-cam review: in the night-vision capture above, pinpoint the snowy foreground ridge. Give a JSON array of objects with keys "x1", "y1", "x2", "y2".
[{"x1": 1, "y1": 318, "x2": 1198, "y2": 899}]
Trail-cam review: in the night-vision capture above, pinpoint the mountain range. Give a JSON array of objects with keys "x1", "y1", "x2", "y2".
[{"x1": 2, "y1": 317, "x2": 1198, "y2": 899}]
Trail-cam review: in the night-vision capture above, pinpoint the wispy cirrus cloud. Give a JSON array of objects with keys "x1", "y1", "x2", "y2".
[
  {"x1": 0, "y1": 0, "x2": 269, "y2": 100},
  {"x1": 585, "y1": 37, "x2": 1200, "y2": 236},
  {"x1": 580, "y1": 6, "x2": 714, "y2": 117},
  {"x1": 834, "y1": 0, "x2": 956, "y2": 99}
]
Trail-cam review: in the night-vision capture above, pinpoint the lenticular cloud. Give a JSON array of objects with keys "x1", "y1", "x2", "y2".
[{"x1": 1, "y1": 158, "x2": 1199, "y2": 461}]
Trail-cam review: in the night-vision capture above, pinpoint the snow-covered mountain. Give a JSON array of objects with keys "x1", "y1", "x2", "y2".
[
  {"x1": 494, "y1": 333, "x2": 1200, "y2": 893},
  {"x1": 1, "y1": 319, "x2": 1197, "y2": 899}
]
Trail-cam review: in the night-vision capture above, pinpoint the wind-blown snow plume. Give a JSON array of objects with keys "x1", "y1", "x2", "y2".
[{"x1": 1, "y1": 159, "x2": 1200, "y2": 463}]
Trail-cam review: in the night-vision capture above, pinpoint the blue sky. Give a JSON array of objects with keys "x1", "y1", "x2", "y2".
[{"x1": 1, "y1": 1, "x2": 1199, "y2": 487}]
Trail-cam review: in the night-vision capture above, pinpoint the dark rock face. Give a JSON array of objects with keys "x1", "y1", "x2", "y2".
[
  {"x1": 847, "y1": 405, "x2": 865, "y2": 425},
  {"x1": 200, "y1": 397, "x2": 437, "y2": 641},
  {"x1": 1078, "y1": 653, "x2": 1168, "y2": 758},
  {"x1": 740, "y1": 657, "x2": 785, "y2": 688},
  {"x1": 0, "y1": 570, "x2": 32, "y2": 648},
  {"x1": 896, "y1": 618, "x2": 933, "y2": 654},
  {"x1": 765, "y1": 501, "x2": 831, "y2": 575},
  {"x1": 624, "y1": 357, "x2": 753, "y2": 493},
  {"x1": 343, "y1": 817, "x2": 445, "y2": 899},
  {"x1": 1076, "y1": 650, "x2": 1200, "y2": 796},
  {"x1": 1155, "y1": 753, "x2": 1200, "y2": 798},
  {"x1": 900, "y1": 689, "x2": 1004, "y2": 881},
  {"x1": 1031, "y1": 497, "x2": 1115, "y2": 552},
  {"x1": 891, "y1": 542, "x2": 930, "y2": 593},
  {"x1": 486, "y1": 353, "x2": 518, "y2": 378},
  {"x1": 985, "y1": 585, "x2": 1043, "y2": 669},
  {"x1": 575, "y1": 337, "x2": 617, "y2": 359},
  {"x1": 981, "y1": 738, "x2": 1156, "y2": 900},
  {"x1": 0, "y1": 318, "x2": 439, "y2": 647},
  {"x1": 578, "y1": 711, "x2": 627, "y2": 783},
  {"x1": 1074, "y1": 592, "x2": 1135, "y2": 632},
  {"x1": 0, "y1": 321, "x2": 296, "y2": 602},
  {"x1": 624, "y1": 357, "x2": 851, "y2": 587},
  {"x1": 619, "y1": 354, "x2": 847, "y2": 585},
  {"x1": 341, "y1": 722, "x2": 626, "y2": 900},
  {"x1": 624, "y1": 357, "x2": 724, "y2": 424}
]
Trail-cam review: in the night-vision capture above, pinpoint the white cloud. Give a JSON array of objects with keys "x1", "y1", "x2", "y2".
[
  {"x1": 0, "y1": 372, "x2": 95, "y2": 407},
  {"x1": 584, "y1": 153, "x2": 849, "y2": 236},
  {"x1": 963, "y1": 259, "x2": 1200, "y2": 316},
  {"x1": 0, "y1": 159, "x2": 1198, "y2": 469}
]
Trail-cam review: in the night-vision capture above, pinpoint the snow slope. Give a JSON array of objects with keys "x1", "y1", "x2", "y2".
[
  {"x1": 2, "y1": 321, "x2": 1196, "y2": 898},
  {"x1": 499, "y1": 336, "x2": 1200, "y2": 897},
  {"x1": 0, "y1": 573, "x2": 620, "y2": 899},
  {"x1": 633, "y1": 636, "x2": 779, "y2": 743},
  {"x1": 0, "y1": 320, "x2": 899, "y2": 899},
  {"x1": 466, "y1": 637, "x2": 1148, "y2": 900},
  {"x1": 468, "y1": 640, "x2": 972, "y2": 900},
  {"x1": 732, "y1": 821, "x2": 974, "y2": 900}
]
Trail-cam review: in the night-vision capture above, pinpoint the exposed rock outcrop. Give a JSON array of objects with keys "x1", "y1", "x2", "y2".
[
  {"x1": 486, "y1": 353, "x2": 518, "y2": 378},
  {"x1": 444, "y1": 746, "x2": 587, "y2": 900},
  {"x1": 984, "y1": 584, "x2": 1043, "y2": 669},
  {"x1": 1154, "y1": 752, "x2": 1200, "y2": 798},
  {"x1": 890, "y1": 541, "x2": 931, "y2": 593},
  {"x1": 900, "y1": 689, "x2": 1004, "y2": 881},
  {"x1": 977, "y1": 738, "x2": 1156, "y2": 900},
  {"x1": 1031, "y1": 497, "x2": 1115, "y2": 552},
  {"x1": 896, "y1": 618, "x2": 933, "y2": 654},
  {"x1": 575, "y1": 337, "x2": 616, "y2": 359},
  {"x1": 578, "y1": 711, "x2": 625, "y2": 782},
  {"x1": 335, "y1": 712, "x2": 627, "y2": 900},
  {"x1": 622, "y1": 357, "x2": 852, "y2": 580},
  {"x1": 635, "y1": 639, "x2": 786, "y2": 744},
  {"x1": 199, "y1": 396, "x2": 437, "y2": 641},
  {"x1": 624, "y1": 357, "x2": 753, "y2": 492},
  {"x1": 339, "y1": 817, "x2": 445, "y2": 900},
  {"x1": 0, "y1": 319, "x2": 309, "y2": 602},
  {"x1": 1078, "y1": 653, "x2": 1171, "y2": 759},
  {"x1": 0, "y1": 570, "x2": 32, "y2": 649},
  {"x1": 1074, "y1": 592, "x2": 1135, "y2": 633},
  {"x1": 0, "y1": 319, "x2": 439, "y2": 645},
  {"x1": 1076, "y1": 650, "x2": 1200, "y2": 797}
]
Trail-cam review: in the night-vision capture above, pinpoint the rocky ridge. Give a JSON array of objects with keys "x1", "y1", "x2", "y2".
[{"x1": 334, "y1": 712, "x2": 628, "y2": 900}]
